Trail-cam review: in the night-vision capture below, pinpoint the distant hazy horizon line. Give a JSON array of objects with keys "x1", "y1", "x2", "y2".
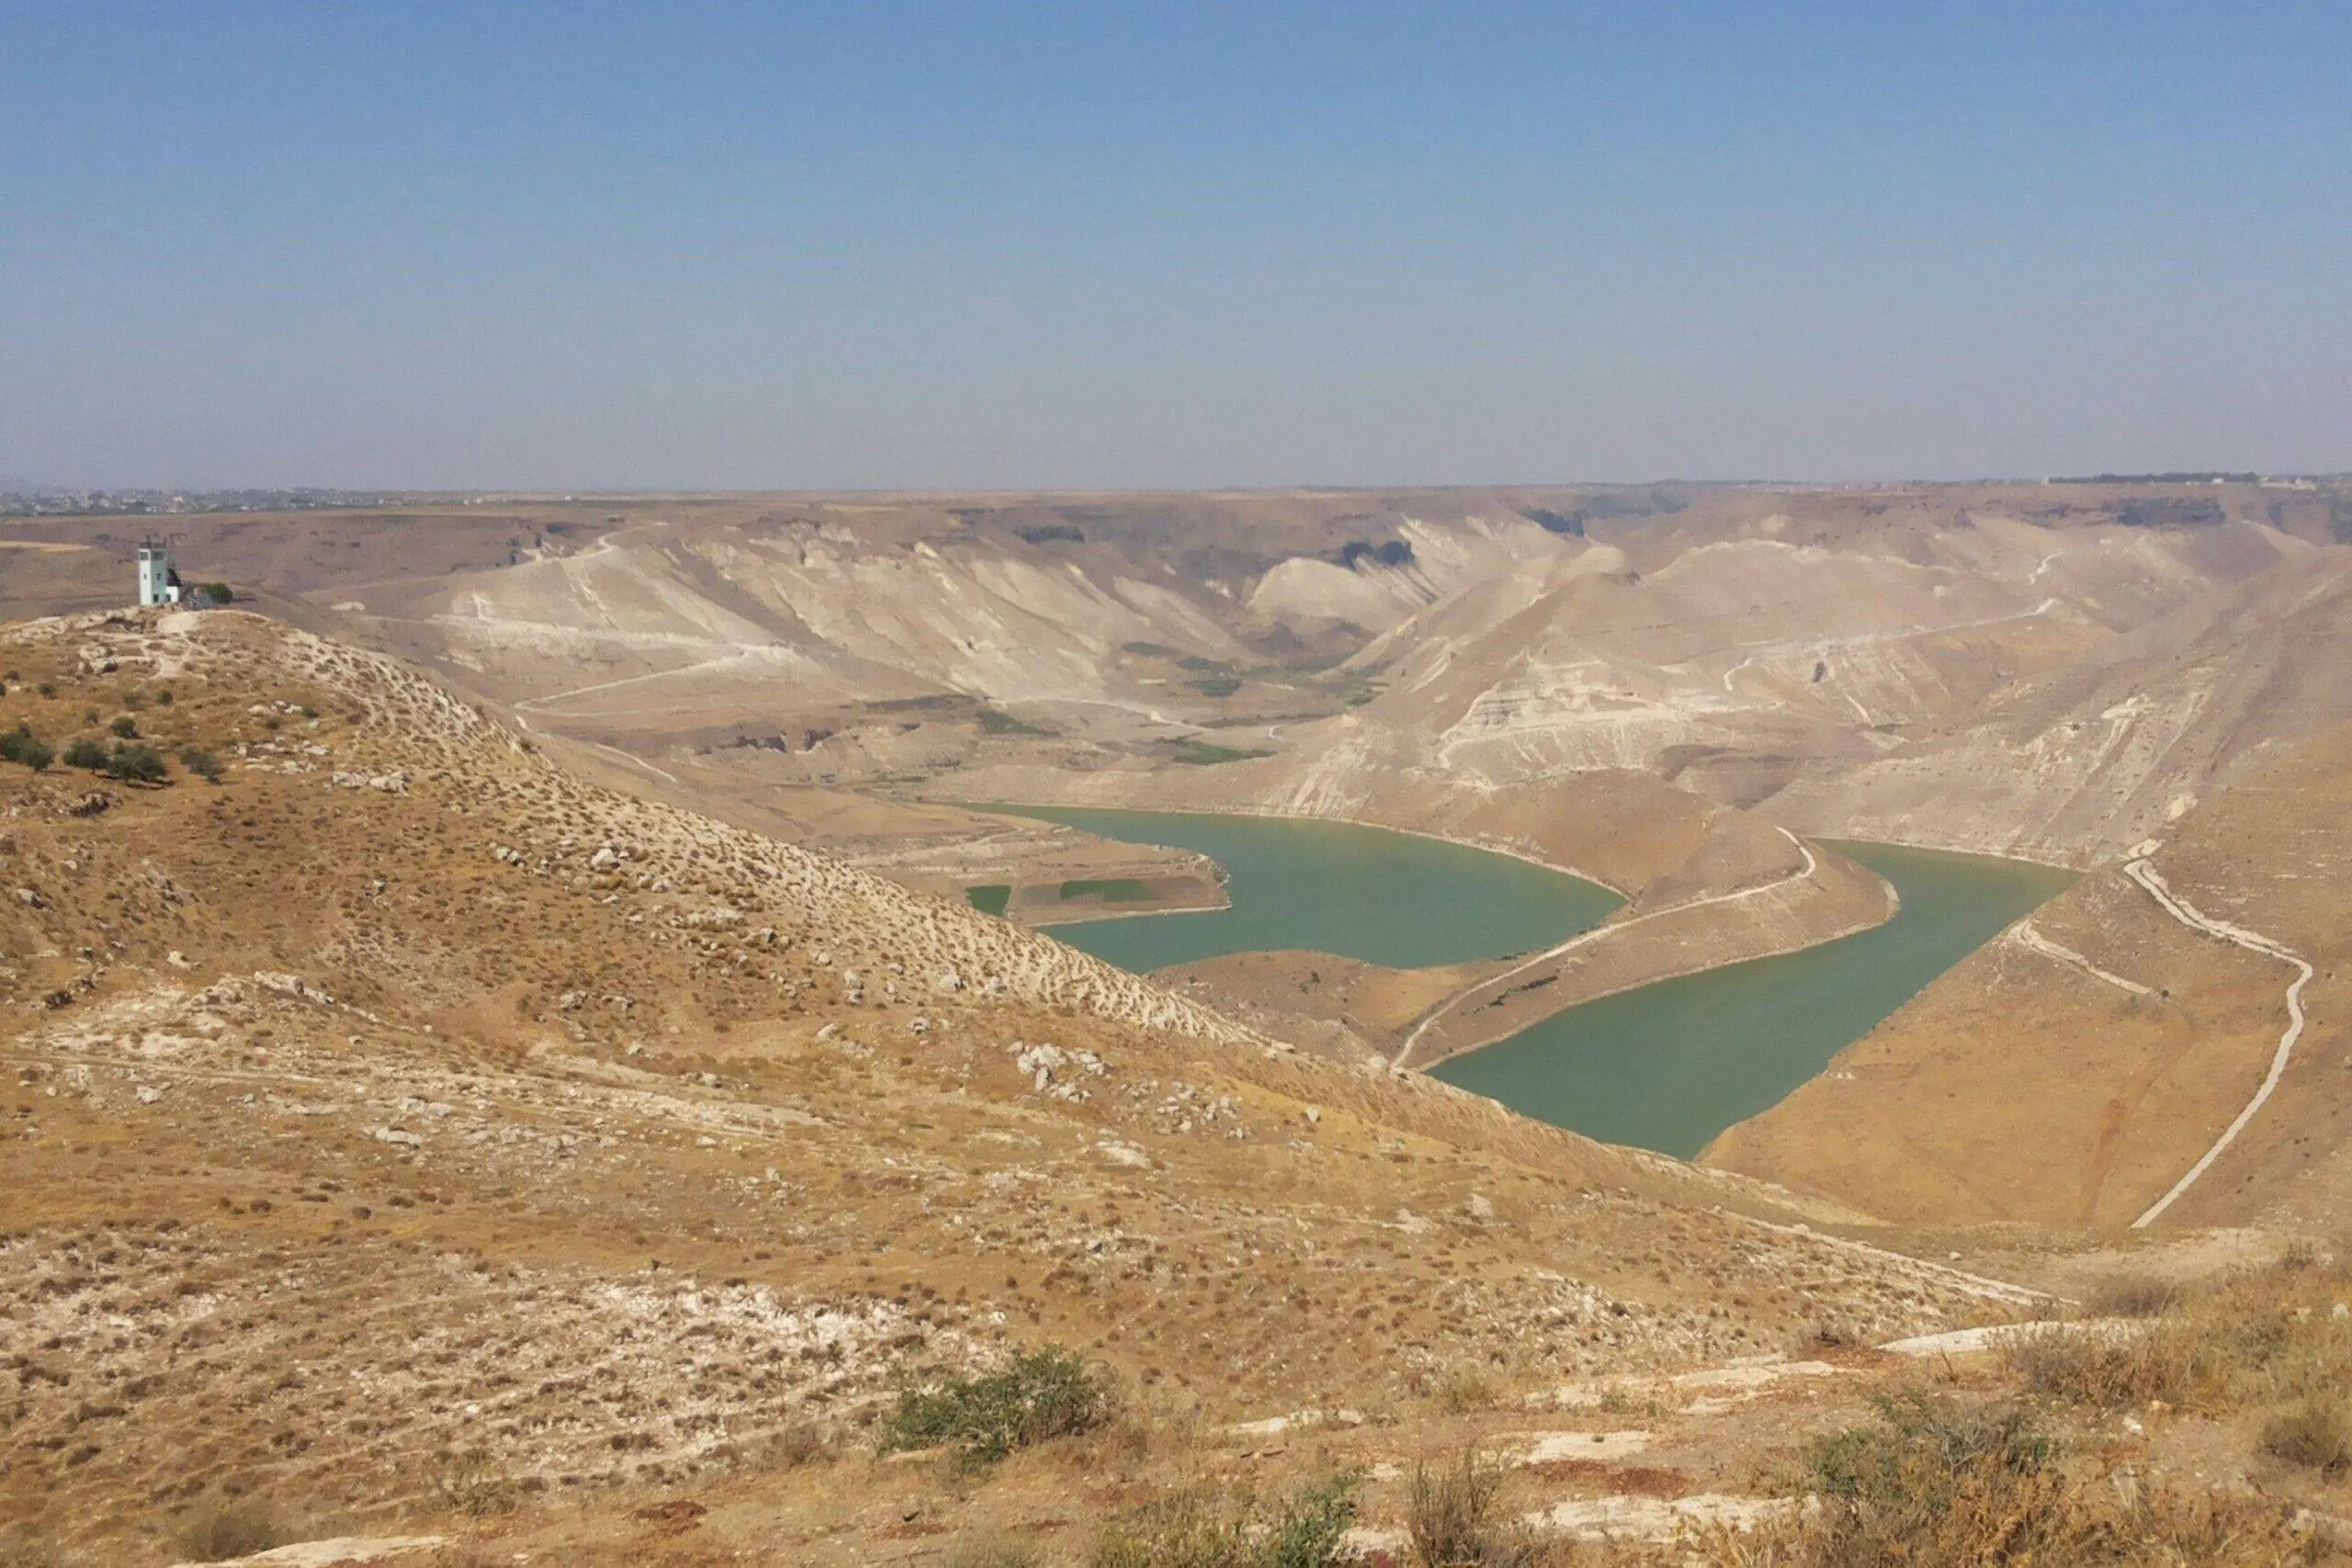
[{"x1": 8, "y1": 472, "x2": 2344, "y2": 502}]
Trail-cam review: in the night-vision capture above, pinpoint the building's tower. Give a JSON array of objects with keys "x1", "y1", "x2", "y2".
[{"x1": 137, "y1": 542, "x2": 182, "y2": 607}]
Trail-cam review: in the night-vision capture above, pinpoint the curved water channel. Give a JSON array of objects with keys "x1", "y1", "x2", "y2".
[
  {"x1": 981, "y1": 808, "x2": 2072, "y2": 1158},
  {"x1": 985, "y1": 807, "x2": 1623, "y2": 970},
  {"x1": 1433, "y1": 841, "x2": 2074, "y2": 1157}
]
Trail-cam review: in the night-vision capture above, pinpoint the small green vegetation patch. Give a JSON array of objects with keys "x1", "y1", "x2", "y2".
[
  {"x1": 1807, "y1": 1391, "x2": 2057, "y2": 1507},
  {"x1": 62, "y1": 736, "x2": 107, "y2": 771},
  {"x1": 1058, "y1": 878, "x2": 1154, "y2": 903},
  {"x1": 965, "y1": 884, "x2": 1012, "y2": 916},
  {"x1": 1166, "y1": 738, "x2": 1273, "y2": 766},
  {"x1": 103, "y1": 742, "x2": 170, "y2": 784},
  {"x1": 1762, "y1": 1385, "x2": 2318, "y2": 1563},
  {"x1": 876, "y1": 1345, "x2": 1110, "y2": 1467},
  {"x1": 0, "y1": 725, "x2": 53, "y2": 772},
  {"x1": 1789, "y1": 1393, "x2": 2069, "y2": 1562},
  {"x1": 1093, "y1": 1470, "x2": 1361, "y2": 1568},
  {"x1": 1188, "y1": 675, "x2": 1243, "y2": 698},
  {"x1": 869, "y1": 693, "x2": 968, "y2": 714},
  {"x1": 977, "y1": 707, "x2": 1052, "y2": 737}
]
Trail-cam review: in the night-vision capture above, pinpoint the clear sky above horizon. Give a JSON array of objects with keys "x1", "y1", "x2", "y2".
[{"x1": 4, "y1": 3, "x2": 2346, "y2": 491}]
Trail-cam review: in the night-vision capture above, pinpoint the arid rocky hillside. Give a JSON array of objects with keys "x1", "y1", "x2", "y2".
[
  {"x1": 1708, "y1": 715, "x2": 2352, "y2": 1234},
  {"x1": 7, "y1": 484, "x2": 2345, "y2": 1064},
  {"x1": 0, "y1": 609, "x2": 2041, "y2": 1565},
  {"x1": 1769, "y1": 547, "x2": 2352, "y2": 863}
]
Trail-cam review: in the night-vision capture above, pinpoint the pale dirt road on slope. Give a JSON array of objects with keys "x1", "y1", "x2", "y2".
[
  {"x1": 2007, "y1": 918, "x2": 2154, "y2": 998},
  {"x1": 2124, "y1": 857, "x2": 2313, "y2": 1228}
]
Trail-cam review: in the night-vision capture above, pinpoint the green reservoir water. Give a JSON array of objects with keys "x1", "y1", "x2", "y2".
[
  {"x1": 990, "y1": 812, "x2": 2075, "y2": 1159},
  {"x1": 1431, "y1": 841, "x2": 2075, "y2": 1157},
  {"x1": 984, "y1": 807, "x2": 1623, "y2": 970}
]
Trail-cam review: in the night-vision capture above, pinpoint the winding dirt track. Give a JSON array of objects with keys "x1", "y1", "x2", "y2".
[
  {"x1": 2008, "y1": 919, "x2": 2153, "y2": 998},
  {"x1": 2125, "y1": 858, "x2": 2313, "y2": 1229},
  {"x1": 1392, "y1": 829, "x2": 1823, "y2": 1069}
]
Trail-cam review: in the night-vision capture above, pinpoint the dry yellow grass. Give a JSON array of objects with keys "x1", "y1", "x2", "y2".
[{"x1": 0, "y1": 608, "x2": 2020, "y2": 1565}]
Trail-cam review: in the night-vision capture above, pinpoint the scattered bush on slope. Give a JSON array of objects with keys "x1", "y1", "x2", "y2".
[{"x1": 877, "y1": 1345, "x2": 1112, "y2": 1467}]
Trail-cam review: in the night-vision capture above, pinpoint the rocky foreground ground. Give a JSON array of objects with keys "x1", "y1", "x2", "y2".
[{"x1": 0, "y1": 608, "x2": 2079, "y2": 1565}]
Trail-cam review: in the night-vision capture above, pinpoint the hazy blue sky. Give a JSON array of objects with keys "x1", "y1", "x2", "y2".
[{"x1": 4, "y1": 4, "x2": 2346, "y2": 489}]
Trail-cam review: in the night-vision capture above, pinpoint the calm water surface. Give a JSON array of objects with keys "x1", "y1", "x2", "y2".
[
  {"x1": 985, "y1": 812, "x2": 2071, "y2": 1159},
  {"x1": 1430, "y1": 841, "x2": 2075, "y2": 1156},
  {"x1": 983, "y1": 806, "x2": 1622, "y2": 970}
]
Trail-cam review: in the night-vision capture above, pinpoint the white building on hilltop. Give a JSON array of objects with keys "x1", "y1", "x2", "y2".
[{"x1": 137, "y1": 540, "x2": 183, "y2": 607}]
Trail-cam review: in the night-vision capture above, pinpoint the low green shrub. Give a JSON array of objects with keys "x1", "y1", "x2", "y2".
[
  {"x1": 1740, "y1": 1389, "x2": 2324, "y2": 1566},
  {"x1": 1264, "y1": 1472, "x2": 1365, "y2": 1568},
  {"x1": 104, "y1": 742, "x2": 169, "y2": 783},
  {"x1": 1165, "y1": 737, "x2": 1272, "y2": 765},
  {"x1": 1092, "y1": 1471, "x2": 1361, "y2": 1568},
  {"x1": 1807, "y1": 1390, "x2": 2056, "y2": 1506},
  {"x1": 62, "y1": 737, "x2": 107, "y2": 771},
  {"x1": 976, "y1": 707, "x2": 1051, "y2": 736},
  {"x1": 877, "y1": 1345, "x2": 1111, "y2": 1466},
  {"x1": 0, "y1": 726, "x2": 52, "y2": 771}
]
